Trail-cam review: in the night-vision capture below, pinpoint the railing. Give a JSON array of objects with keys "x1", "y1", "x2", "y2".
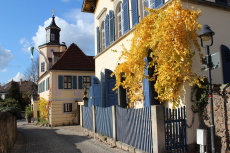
[{"x1": 165, "y1": 106, "x2": 187, "y2": 153}]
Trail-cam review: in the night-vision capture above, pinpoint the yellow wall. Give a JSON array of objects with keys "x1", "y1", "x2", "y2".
[
  {"x1": 38, "y1": 45, "x2": 66, "y2": 77},
  {"x1": 38, "y1": 70, "x2": 94, "y2": 126}
]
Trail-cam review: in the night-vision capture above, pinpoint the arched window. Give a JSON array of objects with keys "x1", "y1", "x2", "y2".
[{"x1": 116, "y1": 2, "x2": 123, "y2": 38}]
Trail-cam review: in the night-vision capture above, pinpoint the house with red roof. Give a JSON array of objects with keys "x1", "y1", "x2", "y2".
[{"x1": 36, "y1": 14, "x2": 95, "y2": 126}]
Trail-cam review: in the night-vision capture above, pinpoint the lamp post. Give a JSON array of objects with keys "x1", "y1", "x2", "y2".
[{"x1": 198, "y1": 25, "x2": 215, "y2": 153}]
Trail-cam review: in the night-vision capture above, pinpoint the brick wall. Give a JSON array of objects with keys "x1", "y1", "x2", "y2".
[
  {"x1": 0, "y1": 112, "x2": 17, "y2": 153},
  {"x1": 199, "y1": 84, "x2": 230, "y2": 153}
]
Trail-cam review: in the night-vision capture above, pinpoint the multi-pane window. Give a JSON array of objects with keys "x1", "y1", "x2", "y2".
[
  {"x1": 117, "y1": 3, "x2": 123, "y2": 38},
  {"x1": 143, "y1": 0, "x2": 154, "y2": 17},
  {"x1": 64, "y1": 76, "x2": 72, "y2": 89},
  {"x1": 101, "y1": 22, "x2": 106, "y2": 51},
  {"x1": 51, "y1": 33, "x2": 55, "y2": 41},
  {"x1": 63, "y1": 103, "x2": 72, "y2": 112},
  {"x1": 41, "y1": 62, "x2": 45, "y2": 72},
  {"x1": 83, "y1": 76, "x2": 91, "y2": 89}
]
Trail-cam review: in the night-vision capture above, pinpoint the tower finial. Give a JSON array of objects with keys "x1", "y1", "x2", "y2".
[{"x1": 52, "y1": 10, "x2": 55, "y2": 17}]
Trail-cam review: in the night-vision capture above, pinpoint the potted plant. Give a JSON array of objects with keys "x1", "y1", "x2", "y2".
[{"x1": 25, "y1": 105, "x2": 33, "y2": 123}]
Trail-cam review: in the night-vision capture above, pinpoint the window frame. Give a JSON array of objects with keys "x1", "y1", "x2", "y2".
[
  {"x1": 116, "y1": 2, "x2": 123, "y2": 39},
  {"x1": 41, "y1": 62, "x2": 45, "y2": 72},
  {"x1": 63, "y1": 102, "x2": 73, "y2": 113},
  {"x1": 101, "y1": 21, "x2": 106, "y2": 51},
  {"x1": 83, "y1": 76, "x2": 91, "y2": 89},
  {"x1": 64, "y1": 76, "x2": 72, "y2": 89},
  {"x1": 51, "y1": 33, "x2": 55, "y2": 41}
]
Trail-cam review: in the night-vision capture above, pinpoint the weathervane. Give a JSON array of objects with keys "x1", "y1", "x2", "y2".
[{"x1": 52, "y1": 10, "x2": 55, "y2": 17}]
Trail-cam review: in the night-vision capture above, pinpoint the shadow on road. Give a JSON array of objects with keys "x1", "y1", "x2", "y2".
[{"x1": 11, "y1": 121, "x2": 92, "y2": 153}]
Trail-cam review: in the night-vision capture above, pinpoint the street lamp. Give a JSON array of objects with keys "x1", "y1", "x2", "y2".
[{"x1": 198, "y1": 25, "x2": 215, "y2": 153}]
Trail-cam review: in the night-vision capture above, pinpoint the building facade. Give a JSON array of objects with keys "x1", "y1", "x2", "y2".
[
  {"x1": 82, "y1": 0, "x2": 230, "y2": 150},
  {"x1": 37, "y1": 14, "x2": 95, "y2": 126}
]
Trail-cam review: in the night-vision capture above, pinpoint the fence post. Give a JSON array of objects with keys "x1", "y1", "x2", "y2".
[
  {"x1": 151, "y1": 105, "x2": 166, "y2": 153},
  {"x1": 92, "y1": 105, "x2": 96, "y2": 134},
  {"x1": 112, "y1": 105, "x2": 117, "y2": 145},
  {"x1": 80, "y1": 105, "x2": 83, "y2": 127}
]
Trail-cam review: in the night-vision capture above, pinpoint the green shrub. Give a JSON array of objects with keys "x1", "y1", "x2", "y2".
[
  {"x1": 0, "y1": 98, "x2": 21, "y2": 115},
  {"x1": 25, "y1": 105, "x2": 33, "y2": 119}
]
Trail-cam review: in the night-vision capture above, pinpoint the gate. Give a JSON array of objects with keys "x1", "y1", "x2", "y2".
[{"x1": 165, "y1": 106, "x2": 187, "y2": 153}]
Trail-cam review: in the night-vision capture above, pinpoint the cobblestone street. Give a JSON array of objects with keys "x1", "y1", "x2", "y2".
[{"x1": 11, "y1": 120, "x2": 128, "y2": 153}]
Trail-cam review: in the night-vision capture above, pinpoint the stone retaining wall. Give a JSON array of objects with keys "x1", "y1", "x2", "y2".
[
  {"x1": 0, "y1": 112, "x2": 17, "y2": 153},
  {"x1": 199, "y1": 84, "x2": 230, "y2": 153}
]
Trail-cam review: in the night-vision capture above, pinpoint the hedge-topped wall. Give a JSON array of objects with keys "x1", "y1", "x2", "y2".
[
  {"x1": 0, "y1": 112, "x2": 17, "y2": 153},
  {"x1": 199, "y1": 84, "x2": 230, "y2": 153}
]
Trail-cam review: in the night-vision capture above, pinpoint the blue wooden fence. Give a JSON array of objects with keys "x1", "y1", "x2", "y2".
[
  {"x1": 116, "y1": 106, "x2": 153, "y2": 153},
  {"x1": 95, "y1": 106, "x2": 113, "y2": 138},
  {"x1": 165, "y1": 106, "x2": 187, "y2": 153},
  {"x1": 82, "y1": 105, "x2": 187, "y2": 153},
  {"x1": 82, "y1": 106, "x2": 93, "y2": 131}
]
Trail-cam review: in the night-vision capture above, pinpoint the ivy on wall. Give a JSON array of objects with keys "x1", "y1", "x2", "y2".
[{"x1": 113, "y1": 0, "x2": 203, "y2": 107}]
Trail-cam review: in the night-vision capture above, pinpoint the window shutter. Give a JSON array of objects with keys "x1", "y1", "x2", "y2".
[
  {"x1": 105, "y1": 14, "x2": 110, "y2": 47},
  {"x1": 58, "y1": 75, "x2": 63, "y2": 89},
  {"x1": 221, "y1": 45, "x2": 230, "y2": 84},
  {"x1": 43, "y1": 81, "x2": 45, "y2": 92},
  {"x1": 131, "y1": 0, "x2": 139, "y2": 26},
  {"x1": 154, "y1": 0, "x2": 163, "y2": 9},
  {"x1": 46, "y1": 78, "x2": 48, "y2": 91},
  {"x1": 109, "y1": 10, "x2": 115, "y2": 43},
  {"x1": 78, "y1": 76, "x2": 83, "y2": 89},
  {"x1": 96, "y1": 27, "x2": 100, "y2": 54},
  {"x1": 122, "y1": 0, "x2": 130, "y2": 34},
  {"x1": 73, "y1": 76, "x2": 77, "y2": 89}
]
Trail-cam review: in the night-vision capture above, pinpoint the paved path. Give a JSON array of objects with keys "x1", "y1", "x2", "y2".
[{"x1": 11, "y1": 120, "x2": 127, "y2": 153}]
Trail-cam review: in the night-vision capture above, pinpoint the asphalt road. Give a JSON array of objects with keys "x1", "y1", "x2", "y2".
[{"x1": 11, "y1": 120, "x2": 127, "y2": 153}]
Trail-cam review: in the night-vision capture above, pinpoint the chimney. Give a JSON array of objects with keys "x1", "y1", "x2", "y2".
[{"x1": 20, "y1": 79, "x2": 22, "y2": 85}]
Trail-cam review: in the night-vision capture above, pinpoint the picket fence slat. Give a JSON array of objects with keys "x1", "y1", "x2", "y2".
[{"x1": 165, "y1": 106, "x2": 187, "y2": 153}]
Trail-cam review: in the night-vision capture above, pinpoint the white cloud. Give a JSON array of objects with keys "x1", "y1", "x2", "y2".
[
  {"x1": 0, "y1": 45, "x2": 13, "y2": 70},
  {"x1": 1, "y1": 69, "x2": 7, "y2": 72},
  {"x1": 9, "y1": 72, "x2": 25, "y2": 82},
  {"x1": 32, "y1": 9, "x2": 95, "y2": 55}
]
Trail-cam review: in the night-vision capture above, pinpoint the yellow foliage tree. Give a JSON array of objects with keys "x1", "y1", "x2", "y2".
[
  {"x1": 38, "y1": 97, "x2": 49, "y2": 121},
  {"x1": 113, "y1": 0, "x2": 203, "y2": 106}
]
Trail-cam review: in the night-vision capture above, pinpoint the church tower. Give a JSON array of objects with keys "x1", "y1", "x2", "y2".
[
  {"x1": 45, "y1": 13, "x2": 61, "y2": 44},
  {"x1": 38, "y1": 11, "x2": 67, "y2": 77}
]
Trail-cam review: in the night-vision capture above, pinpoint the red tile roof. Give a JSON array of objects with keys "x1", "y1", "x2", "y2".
[
  {"x1": 51, "y1": 43, "x2": 95, "y2": 71},
  {"x1": 0, "y1": 80, "x2": 37, "y2": 93}
]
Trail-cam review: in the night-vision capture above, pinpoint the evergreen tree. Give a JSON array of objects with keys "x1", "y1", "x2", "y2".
[{"x1": 6, "y1": 80, "x2": 21, "y2": 104}]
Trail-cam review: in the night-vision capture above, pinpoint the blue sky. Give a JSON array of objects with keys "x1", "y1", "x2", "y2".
[{"x1": 0, "y1": 0, "x2": 94, "y2": 85}]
